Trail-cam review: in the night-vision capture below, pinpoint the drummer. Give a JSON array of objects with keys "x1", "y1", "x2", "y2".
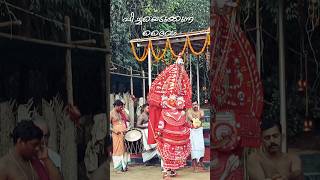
[
  {"x1": 110, "y1": 99, "x2": 130, "y2": 173},
  {"x1": 136, "y1": 103, "x2": 158, "y2": 165}
]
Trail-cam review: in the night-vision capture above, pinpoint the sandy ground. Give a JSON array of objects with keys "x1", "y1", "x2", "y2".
[{"x1": 110, "y1": 163, "x2": 210, "y2": 180}]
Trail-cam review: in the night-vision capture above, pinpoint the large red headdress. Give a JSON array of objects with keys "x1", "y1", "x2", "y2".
[{"x1": 147, "y1": 54, "x2": 192, "y2": 144}]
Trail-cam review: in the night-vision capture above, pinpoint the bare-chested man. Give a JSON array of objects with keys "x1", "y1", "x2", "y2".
[
  {"x1": 0, "y1": 120, "x2": 62, "y2": 180},
  {"x1": 136, "y1": 103, "x2": 157, "y2": 165},
  {"x1": 186, "y1": 100, "x2": 206, "y2": 172},
  {"x1": 248, "y1": 120, "x2": 303, "y2": 180},
  {"x1": 33, "y1": 119, "x2": 63, "y2": 180},
  {"x1": 110, "y1": 99, "x2": 130, "y2": 173},
  {"x1": 33, "y1": 119, "x2": 61, "y2": 171}
]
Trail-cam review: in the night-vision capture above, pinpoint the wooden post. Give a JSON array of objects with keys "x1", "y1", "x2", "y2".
[
  {"x1": 157, "y1": 63, "x2": 159, "y2": 75},
  {"x1": 148, "y1": 48, "x2": 152, "y2": 90},
  {"x1": 65, "y1": 16, "x2": 74, "y2": 106},
  {"x1": 142, "y1": 69, "x2": 146, "y2": 103},
  {"x1": 278, "y1": 0, "x2": 287, "y2": 153},
  {"x1": 189, "y1": 53, "x2": 193, "y2": 85},
  {"x1": 130, "y1": 67, "x2": 134, "y2": 95},
  {"x1": 0, "y1": 20, "x2": 22, "y2": 27},
  {"x1": 62, "y1": 16, "x2": 77, "y2": 180},
  {"x1": 244, "y1": 1, "x2": 262, "y2": 178},
  {"x1": 104, "y1": 28, "x2": 111, "y2": 134},
  {"x1": 256, "y1": 0, "x2": 261, "y2": 74},
  {"x1": 197, "y1": 56, "x2": 200, "y2": 105},
  {"x1": 0, "y1": 32, "x2": 108, "y2": 52}
]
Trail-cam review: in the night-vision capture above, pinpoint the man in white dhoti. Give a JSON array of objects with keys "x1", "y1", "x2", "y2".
[
  {"x1": 136, "y1": 103, "x2": 157, "y2": 164},
  {"x1": 110, "y1": 100, "x2": 130, "y2": 173},
  {"x1": 187, "y1": 101, "x2": 206, "y2": 172}
]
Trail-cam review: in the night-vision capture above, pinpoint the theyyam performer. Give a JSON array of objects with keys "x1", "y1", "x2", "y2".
[{"x1": 147, "y1": 53, "x2": 193, "y2": 179}]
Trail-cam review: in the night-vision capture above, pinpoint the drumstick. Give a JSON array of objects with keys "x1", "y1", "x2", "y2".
[{"x1": 147, "y1": 112, "x2": 158, "y2": 143}]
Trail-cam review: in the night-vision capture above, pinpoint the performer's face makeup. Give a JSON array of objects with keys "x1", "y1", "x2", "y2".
[{"x1": 261, "y1": 126, "x2": 281, "y2": 154}]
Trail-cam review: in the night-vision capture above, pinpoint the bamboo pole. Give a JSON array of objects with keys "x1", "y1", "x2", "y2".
[
  {"x1": 130, "y1": 67, "x2": 134, "y2": 95},
  {"x1": 148, "y1": 48, "x2": 152, "y2": 90},
  {"x1": 104, "y1": 28, "x2": 111, "y2": 136},
  {"x1": 0, "y1": 20, "x2": 21, "y2": 27},
  {"x1": 256, "y1": 0, "x2": 261, "y2": 74},
  {"x1": 157, "y1": 63, "x2": 159, "y2": 75},
  {"x1": 110, "y1": 72, "x2": 147, "y2": 79},
  {"x1": 142, "y1": 69, "x2": 146, "y2": 103},
  {"x1": 0, "y1": 32, "x2": 109, "y2": 53},
  {"x1": 278, "y1": 0, "x2": 287, "y2": 153},
  {"x1": 62, "y1": 16, "x2": 77, "y2": 180},
  {"x1": 245, "y1": 1, "x2": 262, "y2": 179},
  {"x1": 190, "y1": 53, "x2": 192, "y2": 85},
  {"x1": 65, "y1": 17, "x2": 74, "y2": 106},
  {"x1": 71, "y1": 39, "x2": 96, "y2": 45},
  {"x1": 197, "y1": 56, "x2": 200, "y2": 105}
]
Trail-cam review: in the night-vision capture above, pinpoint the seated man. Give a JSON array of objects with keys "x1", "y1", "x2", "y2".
[
  {"x1": 247, "y1": 120, "x2": 304, "y2": 180},
  {"x1": 0, "y1": 120, "x2": 62, "y2": 180},
  {"x1": 136, "y1": 103, "x2": 157, "y2": 165},
  {"x1": 33, "y1": 119, "x2": 61, "y2": 171}
]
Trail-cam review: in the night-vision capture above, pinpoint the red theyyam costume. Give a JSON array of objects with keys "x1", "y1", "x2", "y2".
[
  {"x1": 147, "y1": 54, "x2": 192, "y2": 172},
  {"x1": 210, "y1": 1, "x2": 264, "y2": 179}
]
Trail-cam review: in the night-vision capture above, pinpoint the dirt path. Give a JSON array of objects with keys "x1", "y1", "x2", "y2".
[{"x1": 110, "y1": 164, "x2": 210, "y2": 180}]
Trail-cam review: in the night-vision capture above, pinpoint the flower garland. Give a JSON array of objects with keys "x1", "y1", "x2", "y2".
[
  {"x1": 167, "y1": 37, "x2": 189, "y2": 58},
  {"x1": 149, "y1": 39, "x2": 169, "y2": 62},
  {"x1": 187, "y1": 34, "x2": 209, "y2": 56},
  {"x1": 130, "y1": 33, "x2": 210, "y2": 62},
  {"x1": 130, "y1": 41, "x2": 148, "y2": 62}
]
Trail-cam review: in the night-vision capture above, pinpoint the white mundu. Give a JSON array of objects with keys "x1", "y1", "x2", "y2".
[{"x1": 188, "y1": 108, "x2": 205, "y2": 161}]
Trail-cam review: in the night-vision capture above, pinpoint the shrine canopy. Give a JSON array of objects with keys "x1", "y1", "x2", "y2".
[
  {"x1": 129, "y1": 28, "x2": 210, "y2": 62},
  {"x1": 129, "y1": 28, "x2": 210, "y2": 106}
]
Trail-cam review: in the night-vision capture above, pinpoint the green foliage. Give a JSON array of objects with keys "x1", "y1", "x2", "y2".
[
  {"x1": 239, "y1": 0, "x2": 300, "y2": 24},
  {"x1": 110, "y1": 0, "x2": 209, "y2": 69},
  {"x1": 239, "y1": 0, "x2": 320, "y2": 138}
]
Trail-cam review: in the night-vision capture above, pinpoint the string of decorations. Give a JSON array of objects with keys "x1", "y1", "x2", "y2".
[{"x1": 130, "y1": 33, "x2": 210, "y2": 62}]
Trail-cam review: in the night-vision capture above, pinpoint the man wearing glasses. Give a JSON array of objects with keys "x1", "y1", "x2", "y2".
[{"x1": 33, "y1": 119, "x2": 61, "y2": 171}]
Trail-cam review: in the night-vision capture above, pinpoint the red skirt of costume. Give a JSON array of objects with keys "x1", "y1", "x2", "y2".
[
  {"x1": 157, "y1": 109, "x2": 192, "y2": 170},
  {"x1": 147, "y1": 62, "x2": 192, "y2": 170}
]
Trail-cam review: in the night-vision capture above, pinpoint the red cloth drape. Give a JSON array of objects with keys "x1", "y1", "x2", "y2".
[
  {"x1": 147, "y1": 105, "x2": 161, "y2": 144},
  {"x1": 211, "y1": 15, "x2": 264, "y2": 148},
  {"x1": 31, "y1": 158, "x2": 50, "y2": 180}
]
